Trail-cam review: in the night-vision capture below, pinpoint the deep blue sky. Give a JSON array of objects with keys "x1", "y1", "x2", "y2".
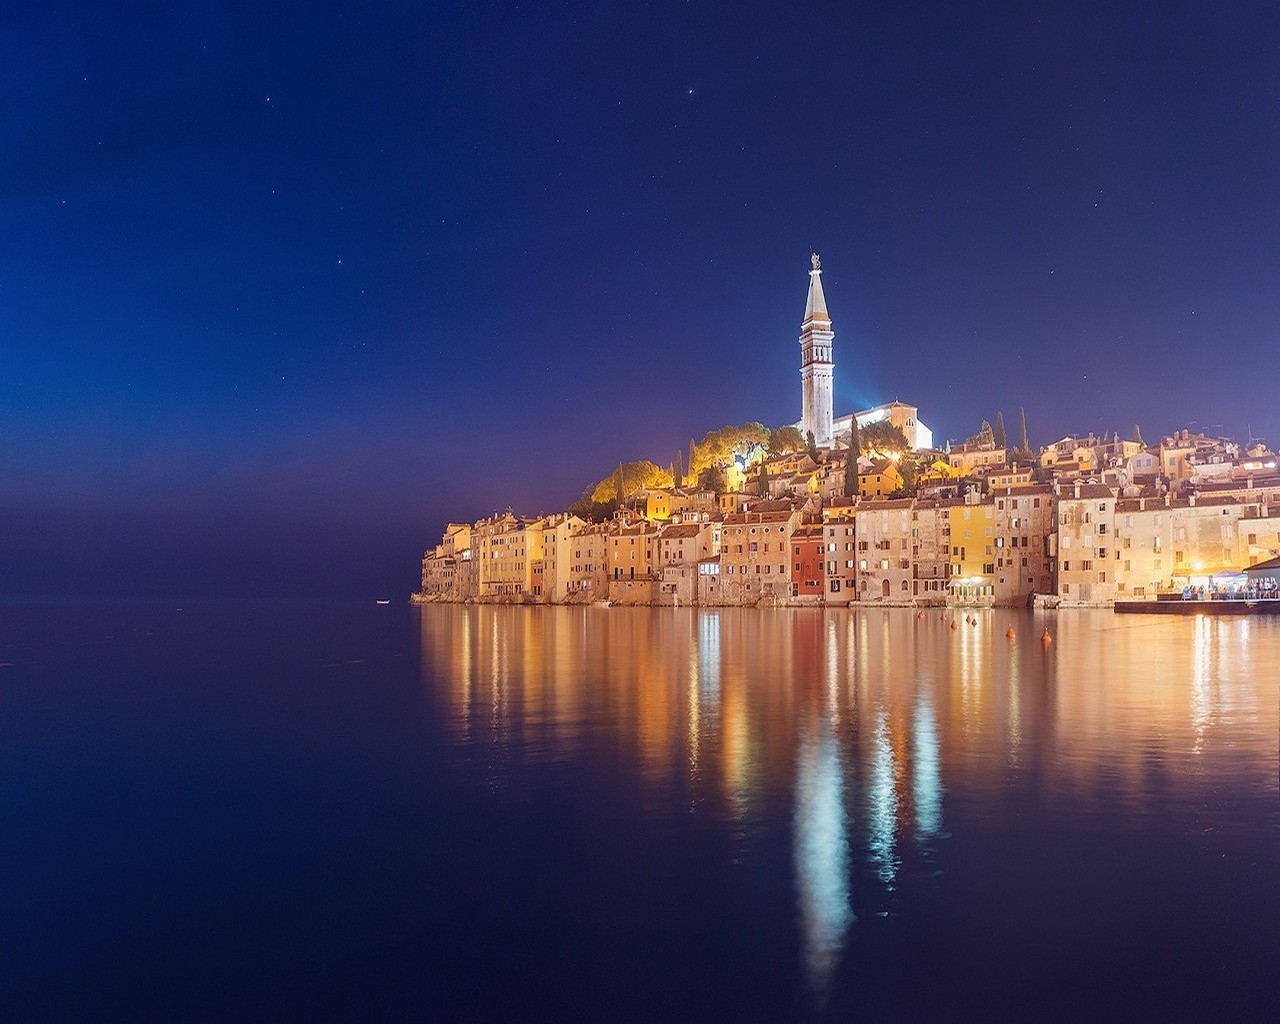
[{"x1": 3, "y1": 2, "x2": 1277, "y2": 598}]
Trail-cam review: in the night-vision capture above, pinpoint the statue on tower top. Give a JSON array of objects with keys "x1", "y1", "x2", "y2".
[{"x1": 811, "y1": 252, "x2": 821, "y2": 271}]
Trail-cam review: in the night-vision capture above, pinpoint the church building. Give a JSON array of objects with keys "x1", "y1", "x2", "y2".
[{"x1": 796, "y1": 253, "x2": 933, "y2": 451}]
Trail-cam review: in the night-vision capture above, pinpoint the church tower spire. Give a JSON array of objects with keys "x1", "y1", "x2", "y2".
[{"x1": 799, "y1": 252, "x2": 835, "y2": 448}]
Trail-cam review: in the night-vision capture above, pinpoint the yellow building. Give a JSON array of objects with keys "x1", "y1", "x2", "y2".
[
  {"x1": 948, "y1": 442, "x2": 1007, "y2": 477},
  {"x1": 859, "y1": 457, "x2": 904, "y2": 498},
  {"x1": 987, "y1": 463, "x2": 1035, "y2": 489},
  {"x1": 946, "y1": 493, "x2": 996, "y2": 603}
]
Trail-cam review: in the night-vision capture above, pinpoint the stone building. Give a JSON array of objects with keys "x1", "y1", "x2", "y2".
[
  {"x1": 717, "y1": 502, "x2": 802, "y2": 605},
  {"x1": 820, "y1": 498, "x2": 858, "y2": 600},
  {"x1": 1055, "y1": 483, "x2": 1118, "y2": 606},
  {"x1": 855, "y1": 498, "x2": 914, "y2": 603},
  {"x1": 992, "y1": 485, "x2": 1056, "y2": 604}
]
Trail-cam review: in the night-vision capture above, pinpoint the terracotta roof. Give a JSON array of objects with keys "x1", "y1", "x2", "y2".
[
  {"x1": 996, "y1": 483, "x2": 1053, "y2": 496},
  {"x1": 1060, "y1": 484, "x2": 1115, "y2": 500},
  {"x1": 659, "y1": 524, "x2": 703, "y2": 539},
  {"x1": 723, "y1": 511, "x2": 794, "y2": 525},
  {"x1": 1244, "y1": 555, "x2": 1280, "y2": 573}
]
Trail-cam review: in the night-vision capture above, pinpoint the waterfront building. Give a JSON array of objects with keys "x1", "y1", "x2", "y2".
[
  {"x1": 991, "y1": 484, "x2": 1056, "y2": 604},
  {"x1": 1111, "y1": 493, "x2": 1244, "y2": 596},
  {"x1": 789, "y1": 522, "x2": 826, "y2": 600},
  {"x1": 568, "y1": 520, "x2": 611, "y2": 599},
  {"x1": 539, "y1": 513, "x2": 585, "y2": 601},
  {"x1": 820, "y1": 498, "x2": 858, "y2": 599},
  {"x1": 855, "y1": 498, "x2": 914, "y2": 603},
  {"x1": 910, "y1": 498, "x2": 952, "y2": 602},
  {"x1": 1055, "y1": 483, "x2": 1119, "y2": 606},
  {"x1": 947, "y1": 491, "x2": 997, "y2": 603},
  {"x1": 718, "y1": 501, "x2": 803, "y2": 605},
  {"x1": 421, "y1": 522, "x2": 472, "y2": 600}
]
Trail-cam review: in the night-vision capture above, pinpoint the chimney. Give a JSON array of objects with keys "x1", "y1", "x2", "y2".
[
  {"x1": 1074, "y1": 482, "x2": 1082, "y2": 499},
  {"x1": 1165, "y1": 492, "x2": 1172, "y2": 507},
  {"x1": 1140, "y1": 497, "x2": 1146, "y2": 511},
  {"x1": 1247, "y1": 475, "x2": 1254, "y2": 490},
  {"x1": 1189, "y1": 493, "x2": 1196, "y2": 507}
]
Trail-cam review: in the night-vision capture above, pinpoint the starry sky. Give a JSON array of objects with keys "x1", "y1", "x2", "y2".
[{"x1": 3, "y1": 2, "x2": 1277, "y2": 598}]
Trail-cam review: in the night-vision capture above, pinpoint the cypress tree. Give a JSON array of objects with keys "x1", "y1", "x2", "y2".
[
  {"x1": 844, "y1": 423, "x2": 861, "y2": 498},
  {"x1": 675, "y1": 449, "x2": 684, "y2": 488},
  {"x1": 1019, "y1": 407, "x2": 1030, "y2": 454},
  {"x1": 1132, "y1": 424, "x2": 1145, "y2": 447},
  {"x1": 994, "y1": 411, "x2": 1007, "y2": 449},
  {"x1": 615, "y1": 463, "x2": 625, "y2": 505},
  {"x1": 758, "y1": 461, "x2": 769, "y2": 497},
  {"x1": 806, "y1": 429, "x2": 819, "y2": 462},
  {"x1": 689, "y1": 438, "x2": 697, "y2": 478}
]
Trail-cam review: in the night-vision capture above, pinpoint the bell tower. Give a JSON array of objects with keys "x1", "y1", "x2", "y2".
[{"x1": 799, "y1": 253, "x2": 834, "y2": 448}]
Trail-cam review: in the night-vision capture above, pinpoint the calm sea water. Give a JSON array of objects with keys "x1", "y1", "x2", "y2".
[{"x1": 2, "y1": 602, "x2": 1277, "y2": 1020}]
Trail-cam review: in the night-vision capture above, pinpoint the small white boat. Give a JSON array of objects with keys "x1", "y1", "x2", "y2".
[{"x1": 376, "y1": 599, "x2": 391, "y2": 605}]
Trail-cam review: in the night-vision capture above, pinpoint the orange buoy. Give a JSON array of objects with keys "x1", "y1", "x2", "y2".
[
  {"x1": 1041, "y1": 628, "x2": 1052, "y2": 644},
  {"x1": 940, "y1": 613, "x2": 946, "y2": 621},
  {"x1": 916, "y1": 611, "x2": 924, "y2": 619},
  {"x1": 1006, "y1": 627, "x2": 1016, "y2": 640},
  {"x1": 971, "y1": 617, "x2": 978, "y2": 627},
  {"x1": 950, "y1": 620, "x2": 958, "y2": 630}
]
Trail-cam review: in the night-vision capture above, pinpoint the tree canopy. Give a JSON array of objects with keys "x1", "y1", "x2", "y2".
[
  {"x1": 585, "y1": 460, "x2": 670, "y2": 503},
  {"x1": 700, "y1": 465, "x2": 728, "y2": 494},
  {"x1": 859, "y1": 420, "x2": 910, "y2": 453},
  {"x1": 688, "y1": 422, "x2": 771, "y2": 476},
  {"x1": 769, "y1": 425, "x2": 806, "y2": 455},
  {"x1": 966, "y1": 420, "x2": 996, "y2": 447},
  {"x1": 843, "y1": 423, "x2": 860, "y2": 498}
]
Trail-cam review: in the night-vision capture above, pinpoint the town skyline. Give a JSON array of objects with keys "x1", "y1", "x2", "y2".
[{"x1": 3, "y1": 3, "x2": 1276, "y2": 600}]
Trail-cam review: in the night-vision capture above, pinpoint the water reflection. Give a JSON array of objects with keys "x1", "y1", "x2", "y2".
[
  {"x1": 913, "y1": 691, "x2": 943, "y2": 843},
  {"x1": 794, "y1": 719, "x2": 852, "y2": 994},
  {"x1": 417, "y1": 605, "x2": 1280, "y2": 976}
]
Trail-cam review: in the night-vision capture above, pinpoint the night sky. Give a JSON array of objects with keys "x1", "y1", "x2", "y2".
[{"x1": 3, "y1": 2, "x2": 1277, "y2": 599}]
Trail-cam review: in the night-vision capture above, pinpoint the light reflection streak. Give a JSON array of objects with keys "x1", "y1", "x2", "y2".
[
  {"x1": 867, "y1": 707, "x2": 899, "y2": 888},
  {"x1": 794, "y1": 720, "x2": 852, "y2": 995},
  {"x1": 913, "y1": 691, "x2": 942, "y2": 842},
  {"x1": 1192, "y1": 615, "x2": 1211, "y2": 754},
  {"x1": 688, "y1": 638, "x2": 700, "y2": 784},
  {"x1": 826, "y1": 617, "x2": 840, "y2": 723},
  {"x1": 1008, "y1": 631, "x2": 1021, "y2": 769}
]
